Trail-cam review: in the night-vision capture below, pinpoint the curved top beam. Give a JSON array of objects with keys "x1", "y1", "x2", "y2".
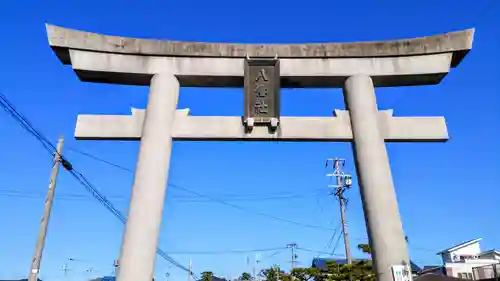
[{"x1": 46, "y1": 24, "x2": 474, "y2": 68}]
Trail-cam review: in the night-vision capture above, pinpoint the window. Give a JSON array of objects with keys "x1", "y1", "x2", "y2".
[{"x1": 458, "y1": 272, "x2": 473, "y2": 280}]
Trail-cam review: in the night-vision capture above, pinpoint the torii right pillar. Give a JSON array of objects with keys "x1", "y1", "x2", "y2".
[{"x1": 344, "y1": 74, "x2": 410, "y2": 279}]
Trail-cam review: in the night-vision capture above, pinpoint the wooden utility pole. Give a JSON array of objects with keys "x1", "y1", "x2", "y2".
[
  {"x1": 326, "y1": 158, "x2": 352, "y2": 264},
  {"x1": 28, "y1": 136, "x2": 64, "y2": 281}
]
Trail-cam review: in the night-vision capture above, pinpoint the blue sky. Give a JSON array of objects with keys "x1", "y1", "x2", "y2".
[{"x1": 0, "y1": 0, "x2": 499, "y2": 281}]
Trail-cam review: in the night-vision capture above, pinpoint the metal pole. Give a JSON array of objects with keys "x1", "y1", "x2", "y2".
[
  {"x1": 28, "y1": 136, "x2": 64, "y2": 281},
  {"x1": 335, "y1": 159, "x2": 352, "y2": 265}
]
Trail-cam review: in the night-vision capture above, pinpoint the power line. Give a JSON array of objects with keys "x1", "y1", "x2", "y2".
[
  {"x1": 168, "y1": 183, "x2": 334, "y2": 231},
  {"x1": 0, "y1": 189, "x2": 323, "y2": 202},
  {"x1": 259, "y1": 250, "x2": 284, "y2": 262},
  {"x1": 331, "y1": 230, "x2": 344, "y2": 256},
  {"x1": 0, "y1": 92, "x2": 195, "y2": 277},
  {"x1": 166, "y1": 247, "x2": 287, "y2": 255},
  {"x1": 67, "y1": 147, "x2": 134, "y2": 173},
  {"x1": 295, "y1": 247, "x2": 344, "y2": 257},
  {"x1": 325, "y1": 222, "x2": 341, "y2": 250},
  {"x1": 66, "y1": 147, "x2": 335, "y2": 231},
  {"x1": 0, "y1": 91, "x2": 444, "y2": 274}
]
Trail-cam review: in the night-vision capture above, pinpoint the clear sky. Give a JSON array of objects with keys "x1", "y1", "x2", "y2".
[{"x1": 0, "y1": 0, "x2": 499, "y2": 281}]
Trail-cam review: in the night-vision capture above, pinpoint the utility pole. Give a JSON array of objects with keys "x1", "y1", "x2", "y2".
[
  {"x1": 326, "y1": 158, "x2": 353, "y2": 264},
  {"x1": 286, "y1": 243, "x2": 298, "y2": 270},
  {"x1": 188, "y1": 260, "x2": 192, "y2": 281},
  {"x1": 254, "y1": 253, "x2": 260, "y2": 281},
  {"x1": 252, "y1": 255, "x2": 256, "y2": 281},
  {"x1": 62, "y1": 263, "x2": 69, "y2": 280},
  {"x1": 113, "y1": 260, "x2": 119, "y2": 276},
  {"x1": 28, "y1": 137, "x2": 65, "y2": 281}
]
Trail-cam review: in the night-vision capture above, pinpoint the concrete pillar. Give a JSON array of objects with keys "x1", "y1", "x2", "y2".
[
  {"x1": 343, "y1": 75, "x2": 410, "y2": 281},
  {"x1": 117, "y1": 73, "x2": 179, "y2": 281}
]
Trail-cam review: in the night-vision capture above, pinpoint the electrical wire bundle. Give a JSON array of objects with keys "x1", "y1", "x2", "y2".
[{"x1": 0, "y1": 92, "x2": 196, "y2": 277}]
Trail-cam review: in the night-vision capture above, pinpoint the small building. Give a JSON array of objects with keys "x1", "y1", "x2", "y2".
[{"x1": 434, "y1": 238, "x2": 499, "y2": 280}]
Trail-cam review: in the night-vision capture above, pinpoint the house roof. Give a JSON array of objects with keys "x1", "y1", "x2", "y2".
[
  {"x1": 479, "y1": 249, "x2": 500, "y2": 257},
  {"x1": 436, "y1": 238, "x2": 482, "y2": 255},
  {"x1": 423, "y1": 266, "x2": 442, "y2": 270},
  {"x1": 419, "y1": 266, "x2": 444, "y2": 275},
  {"x1": 311, "y1": 258, "x2": 421, "y2": 272},
  {"x1": 414, "y1": 273, "x2": 466, "y2": 281}
]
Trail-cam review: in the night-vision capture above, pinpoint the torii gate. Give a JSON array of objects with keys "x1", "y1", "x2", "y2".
[{"x1": 45, "y1": 24, "x2": 474, "y2": 281}]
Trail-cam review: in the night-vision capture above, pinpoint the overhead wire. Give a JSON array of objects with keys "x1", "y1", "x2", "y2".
[
  {"x1": 68, "y1": 142, "x2": 449, "y2": 253},
  {"x1": 0, "y1": 92, "x2": 196, "y2": 278},
  {"x1": 331, "y1": 230, "x2": 344, "y2": 256},
  {"x1": 331, "y1": 202, "x2": 349, "y2": 255},
  {"x1": 296, "y1": 247, "x2": 344, "y2": 257},
  {"x1": 325, "y1": 222, "x2": 341, "y2": 251},
  {"x1": 0, "y1": 189, "x2": 323, "y2": 202},
  {"x1": 5, "y1": 3, "x2": 497, "y2": 271},
  {"x1": 168, "y1": 183, "x2": 334, "y2": 231},
  {"x1": 66, "y1": 147, "x2": 335, "y2": 231},
  {"x1": 166, "y1": 247, "x2": 287, "y2": 255},
  {"x1": 259, "y1": 250, "x2": 284, "y2": 262}
]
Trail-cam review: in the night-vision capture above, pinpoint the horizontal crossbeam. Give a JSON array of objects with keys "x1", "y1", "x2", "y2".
[{"x1": 74, "y1": 109, "x2": 448, "y2": 142}]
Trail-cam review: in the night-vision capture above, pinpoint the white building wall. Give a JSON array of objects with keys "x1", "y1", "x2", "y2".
[
  {"x1": 453, "y1": 244, "x2": 482, "y2": 256},
  {"x1": 441, "y1": 242, "x2": 482, "y2": 264},
  {"x1": 445, "y1": 259, "x2": 499, "y2": 279}
]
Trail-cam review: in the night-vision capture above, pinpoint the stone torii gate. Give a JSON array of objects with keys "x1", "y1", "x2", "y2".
[{"x1": 46, "y1": 24, "x2": 473, "y2": 281}]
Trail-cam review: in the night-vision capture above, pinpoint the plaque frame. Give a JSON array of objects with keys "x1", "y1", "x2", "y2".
[{"x1": 243, "y1": 59, "x2": 281, "y2": 125}]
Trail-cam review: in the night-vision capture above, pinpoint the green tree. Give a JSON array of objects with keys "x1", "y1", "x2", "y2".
[
  {"x1": 290, "y1": 267, "x2": 319, "y2": 281},
  {"x1": 258, "y1": 257, "x2": 374, "y2": 281},
  {"x1": 357, "y1": 243, "x2": 371, "y2": 255},
  {"x1": 201, "y1": 271, "x2": 214, "y2": 281},
  {"x1": 259, "y1": 265, "x2": 287, "y2": 281},
  {"x1": 240, "y1": 272, "x2": 252, "y2": 280}
]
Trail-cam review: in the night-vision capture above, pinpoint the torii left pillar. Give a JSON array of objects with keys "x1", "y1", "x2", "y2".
[{"x1": 116, "y1": 74, "x2": 179, "y2": 281}]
